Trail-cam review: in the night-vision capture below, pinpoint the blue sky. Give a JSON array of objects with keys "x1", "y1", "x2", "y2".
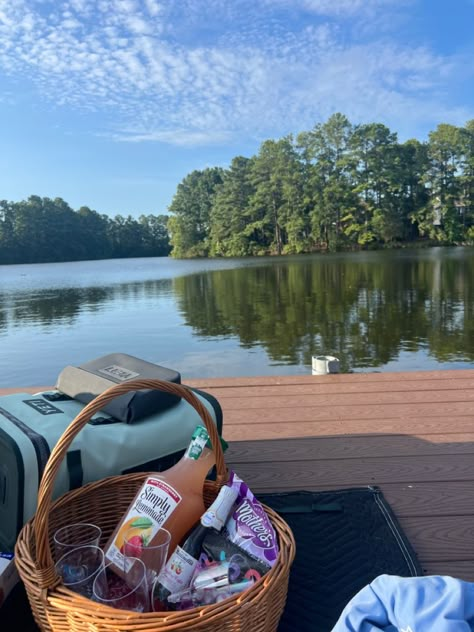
[{"x1": 1, "y1": 0, "x2": 473, "y2": 218}]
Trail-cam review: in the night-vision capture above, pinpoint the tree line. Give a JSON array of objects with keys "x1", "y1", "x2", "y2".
[
  {"x1": 168, "y1": 114, "x2": 474, "y2": 257},
  {"x1": 0, "y1": 196, "x2": 170, "y2": 264},
  {"x1": 2, "y1": 114, "x2": 473, "y2": 265}
]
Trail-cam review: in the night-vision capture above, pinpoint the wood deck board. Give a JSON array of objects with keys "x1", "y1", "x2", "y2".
[
  {"x1": 194, "y1": 378, "x2": 474, "y2": 399},
  {"x1": 211, "y1": 390, "x2": 474, "y2": 410},
  {"x1": 187, "y1": 370, "x2": 474, "y2": 581},
  {"x1": 226, "y1": 434, "x2": 474, "y2": 460},
  {"x1": 210, "y1": 418, "x2": 474, "y2": 440},
  {"x1": 223, "y1": 401, "x2": 474, "y2": 425},
  {"x1": 187, "y1": 369, "x2": 474, "y2": 387},
  {"x1": 3, "y1": 369, "x2": 474, "y2": 582}
]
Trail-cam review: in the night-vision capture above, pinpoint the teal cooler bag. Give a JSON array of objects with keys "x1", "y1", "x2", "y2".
[{"x1": 0, "y1": 364, "x2": 222, "y2": 552}]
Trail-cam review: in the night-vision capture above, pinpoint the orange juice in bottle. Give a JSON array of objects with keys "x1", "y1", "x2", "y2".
[{"x1": 104, "y1": 425, "x2": 217, "y2": 576}]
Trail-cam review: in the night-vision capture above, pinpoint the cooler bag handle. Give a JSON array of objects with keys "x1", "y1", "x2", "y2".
[{"x1": 32, "y1": 379, "x2": 226, "y2": 581}]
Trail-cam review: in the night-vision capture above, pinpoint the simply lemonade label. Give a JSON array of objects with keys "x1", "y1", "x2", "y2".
[
  {"x1": 105, "y1": 477, "x2": 181, "y2": 570},
  {"x1": 132, "y1": 479, "x2": 181, "y2": 525}
]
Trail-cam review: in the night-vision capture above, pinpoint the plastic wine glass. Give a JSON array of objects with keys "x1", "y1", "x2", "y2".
[
  {"x1": 123, "y1": 527, "x2": 171, "y2": 585},
  {"x1": 53, "y1": 523, "x2": 102, "y2": 562},
  {"x1": 55, "y1": 545, "x2": 104, "y2": 599},
  {"x1": 92, "y1": 558, "x2": 149, "y2": 612}
]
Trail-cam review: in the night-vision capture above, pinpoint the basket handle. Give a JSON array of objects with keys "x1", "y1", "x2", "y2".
[{"x1": 33, "y1": 378, "x2": 226, "y2": 582}]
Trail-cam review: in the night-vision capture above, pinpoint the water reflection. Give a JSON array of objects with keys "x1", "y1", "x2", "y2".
[
  {"x1": 173, "y1": 250, "x2": 474, "y2": 372},
  {"x1": 0, "y1": 249, "x2": 473, "y2": 377},
  {"x1": 0, "y1": 280, "x2": 173, "y2": 328}
]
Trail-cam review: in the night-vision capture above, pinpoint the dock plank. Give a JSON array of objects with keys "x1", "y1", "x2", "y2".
[
  {"x1": 190, "y1": 370, "x2": 474, "y2": 583},
  {"x1": 202, "y1": 379, "x2": 474, "y2": 398},
  {"x1": 424, "y1": 562, "x2": 474, "y2": 582},
  {"x1": 212, "y1": 389, "x2": 474, "y2": 411},
  {"x1": 187, "y1": 369, "x2": 474, "y2": 388},
  {"x1": 213, "y1": 418, "x2": 474, "y2": 440},
  {"x1": 226, "y1": 434, "x2": 474, "y2": 461},
  {"x1": 402, "y1": 516, "x2": 474, "y2": 561},
  {"x1": 223, "y1": 401, "x2": 474, "y2": 425},
  {"x1": 225, "y1": 453, "x2": 474, "y2": 487}
]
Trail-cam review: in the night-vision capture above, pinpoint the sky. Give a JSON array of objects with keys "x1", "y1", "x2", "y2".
[{"x1": 1, "y1": 0, "x2": 474, "y2": 218}]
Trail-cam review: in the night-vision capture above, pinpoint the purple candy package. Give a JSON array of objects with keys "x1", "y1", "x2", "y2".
[{"x1": 224, "y1": 471, "x2": 279, "y2": 567}]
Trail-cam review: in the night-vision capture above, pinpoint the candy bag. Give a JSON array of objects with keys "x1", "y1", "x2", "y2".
[{"x1": 224, "y1": 471, "x2": 279, "y2": 567}]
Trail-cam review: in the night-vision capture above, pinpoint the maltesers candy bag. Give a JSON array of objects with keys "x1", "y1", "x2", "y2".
[{"x1": 224, "y1": 471, "x2": 279, "y2": 567}]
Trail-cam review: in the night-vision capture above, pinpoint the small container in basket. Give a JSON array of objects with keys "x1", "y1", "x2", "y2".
[{"x1": 15, "y1": 379, "x2": 296, "y2": 632}]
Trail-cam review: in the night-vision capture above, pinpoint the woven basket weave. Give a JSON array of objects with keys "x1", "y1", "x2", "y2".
[{"x1": 15, "y1": 379, "x2": 296, "y2": 632}]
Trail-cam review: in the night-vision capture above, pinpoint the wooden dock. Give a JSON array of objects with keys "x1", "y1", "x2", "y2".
[
  {"x1": 188, "y1": 369, "x2": 474, "y2": 581},
  {"x1": 4, "y1": 368, "x2": 474, "y2": 583}
]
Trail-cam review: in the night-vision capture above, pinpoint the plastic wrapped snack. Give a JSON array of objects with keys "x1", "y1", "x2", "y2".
[
  {"x1": 201, "y1": 530, "x2": 270, "y2": 583},
  {"x1": 224, "y1": 471, "x2": 279, "y2": 567}
]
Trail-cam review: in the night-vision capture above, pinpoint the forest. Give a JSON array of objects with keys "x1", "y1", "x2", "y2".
[
  {"x1": 0, "y1": 196, "x2": 170, "y2": 264},
  {"x1": 168, "y1": 114, "x2": 474, "y2": 257},
  {"x1": 1, "y1": 114, "x2": 473, "y2": 264}
]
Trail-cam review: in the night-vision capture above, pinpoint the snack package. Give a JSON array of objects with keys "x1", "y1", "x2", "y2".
[
  {"x1": 224, "y1": 471, "x2": 279, "y2": 567},
  {"x1": 168, "y1": 579, "x2": 252, "y2": 610},
  {"x1": 200, "y1": 530, "x2": 270, "y2": 583}
]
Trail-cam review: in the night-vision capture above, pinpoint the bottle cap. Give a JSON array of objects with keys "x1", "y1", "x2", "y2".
[
  {"x1": 187, "y1": 426, "x2": 210, "y2": 460},
  {"x1": 187, "y1": 425, "x2": 228, "y2": 460}
]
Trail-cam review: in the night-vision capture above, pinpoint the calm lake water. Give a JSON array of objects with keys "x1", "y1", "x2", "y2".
[{"x1": 0, "y1": 247, "x2": 473, "y2": 387}]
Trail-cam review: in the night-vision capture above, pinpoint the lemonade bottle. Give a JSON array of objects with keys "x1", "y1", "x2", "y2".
[{"x1": 104, "y1": 425, "x2": 218, "y2": 576}]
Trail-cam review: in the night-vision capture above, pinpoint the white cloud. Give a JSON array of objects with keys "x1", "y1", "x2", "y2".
[
  {"x1": 264, "y1": 0, "x2": 411, "y2": 17},
  {"x1": 144, "y1": 0, "x2": 162, "y2": 17},
  {"x1": 0, "y1": 0, "x2": 471, "y2": 146},
  {"x1": 112, "y1": 128, "x2": 233, "y2": 145}
]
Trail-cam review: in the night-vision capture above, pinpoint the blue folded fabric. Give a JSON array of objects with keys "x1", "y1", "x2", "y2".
[{"x1": 332, "y1": 574, "x2": 474, "y2": 631}]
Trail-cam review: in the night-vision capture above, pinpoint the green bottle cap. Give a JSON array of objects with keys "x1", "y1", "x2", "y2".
[
  {"x1": 187, "y1": 425, "x2": 210, "y2": 460},
  {"x1": 187, "y1": 425, "x2": 228, "y2": 459}
]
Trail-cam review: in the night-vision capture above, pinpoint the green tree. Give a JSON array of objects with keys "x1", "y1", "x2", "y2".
[
  {"x1": 397, "y1": 139, "x2": 430, "y2": 241},
  {"x1": 459, "y1": 120, "x2": 474, "y2": 242},
  {"x1": 139, "y1": 214, "x2": 171, "y2": 256},
  {"x1": 0, "y1": 200, "x2": 17, "y2": 263},
  {"x1": 76, "y1": 206, "x2": 112, "y2": 260},
  {"x1": 209, "y1": 156, "x2": 255, "y2": 256},
  {"x1": 347, "y1": 123, "x2": 401, "y2": 245},
  {"x1": 297, "y1": 113, "x2": 355, "y2": 250},
  {"x1": 11, "y1": 196, "x2": 84, "y2": 262},
  {"x1": 421, "y1": 123, "x2": 464, "y2": 242},
  {"x1": 107, "y1": 214, "x2": 146, "y2": 258},
  {"x1": 246, "y1": 137, "x2": 307, "y2": 255},
  {"x1": 168, "y1": 168, "x2": 224, "y2": 257},
  {"x1": 0, "y1": 196, "x2": 172, "y2": 264}
]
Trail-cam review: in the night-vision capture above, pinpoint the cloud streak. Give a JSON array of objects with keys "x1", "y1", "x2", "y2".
[
  {"x1": 0, "y1": 0, "x2": 471, "y2": 146},
  {"x1": 264, "y1": 0, "x2": 409, "y2": 17}
]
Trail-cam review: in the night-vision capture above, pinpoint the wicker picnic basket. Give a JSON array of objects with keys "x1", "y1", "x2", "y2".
[{"x1": 15, "y1": 378, "x2": 296, "y2": 632}]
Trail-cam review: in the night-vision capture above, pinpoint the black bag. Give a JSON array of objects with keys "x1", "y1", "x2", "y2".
[{"x1": 56, "y1": 353, "x2": 182, "y2": 423}]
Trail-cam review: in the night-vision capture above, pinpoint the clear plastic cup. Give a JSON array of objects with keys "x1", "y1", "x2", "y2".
[
  {"x1": 53, "y1": 523, "x2": 102, "y2": 561},
  {"x1": 92, "y1": 558, "x2": 149, "y2": 612},
  {"x1": 123, "y1": 527, "x2": 171, "y2": 584},
  {"x1": 55, "y1": 545, "x2": 104, "y2": 598}
]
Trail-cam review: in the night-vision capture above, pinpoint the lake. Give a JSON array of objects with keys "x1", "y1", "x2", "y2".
[{"x1": 0, "y1": 247, "x2": 473, "y2": 387}]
